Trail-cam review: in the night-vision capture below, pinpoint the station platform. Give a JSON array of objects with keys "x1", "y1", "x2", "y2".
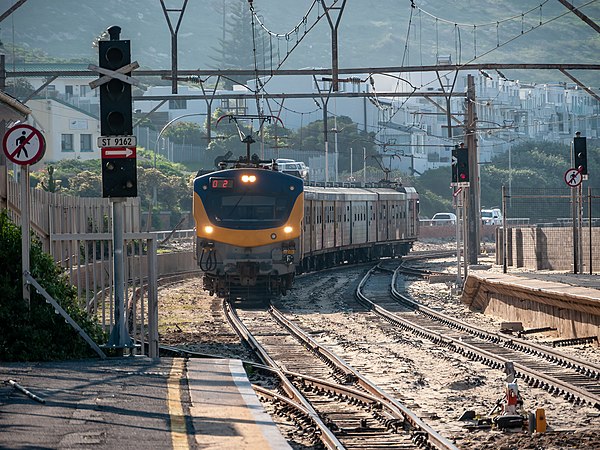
[
  {"x1": 462, "y1": 269, "x2": 600, "y2": 341},
  {"x1": 0, "y1": 357, "x2": 291, "y2": 450}
]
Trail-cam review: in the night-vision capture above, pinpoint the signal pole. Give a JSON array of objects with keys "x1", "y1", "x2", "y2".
[
  {"x1": 93, "y1": 26, "x2": 137, "y2": 351},
  {"x1": 465, "y1": 74, "x2": 479, "y2": 265}
]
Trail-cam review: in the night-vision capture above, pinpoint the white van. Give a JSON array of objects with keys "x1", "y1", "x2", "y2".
[{"x1": 481, "y1": 209, "x2": 502, "y2": 225}]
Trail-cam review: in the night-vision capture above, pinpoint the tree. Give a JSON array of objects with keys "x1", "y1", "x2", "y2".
[
  {"x1": 162, "y1": 121, "x2": 206, "y2": 146},
  {"x1": 286, "y1": 117, "x2": 379, "y2": 171},
  {"x1": 209, "y1": 1, "x2": 271, "y2": 88},
  {"x1": 31, "y1": 150, "x2": 192, "y2": 216},
  {"x1": 5, "y1": 78, "x2": 35, "y2": 99},
  {"x1": 66, "y1": 170, "x2": 102, "y2": 197}
]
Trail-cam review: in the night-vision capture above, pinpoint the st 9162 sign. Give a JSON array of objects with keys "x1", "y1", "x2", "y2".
[{"x1": 97, "y1": 135, "x2": 137, "y2": 148}]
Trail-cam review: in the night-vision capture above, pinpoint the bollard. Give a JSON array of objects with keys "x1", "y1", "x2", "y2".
[{"x1": 536, "y1": 408, "x2": 546, "y2": 433}]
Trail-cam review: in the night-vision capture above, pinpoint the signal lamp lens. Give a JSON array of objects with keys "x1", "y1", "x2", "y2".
[
  {"x1": 460, "y1": 173, "x2": 466, "y2": 180},
  {"x1": 204, "y1": 226, "x2": 214, "y2": 234},
  {"x1": 284, "y1": 226, "x2": 293, "y2": 234}
]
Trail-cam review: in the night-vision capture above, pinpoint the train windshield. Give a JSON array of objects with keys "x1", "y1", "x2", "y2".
[{"x1": 206, "y1": 193, "x2": 294, "y2": 229}]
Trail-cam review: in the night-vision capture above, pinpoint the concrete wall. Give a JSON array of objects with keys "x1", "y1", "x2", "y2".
[
  {"x1": 497, "y1": 226, "x2": 600, "y2": 272},
  {"x1": 463, "y1": 273, "x2": 600, "y2": 341}
]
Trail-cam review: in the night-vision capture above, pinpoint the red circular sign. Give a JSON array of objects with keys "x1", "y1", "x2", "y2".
[
  {"x1": 2, "y1": 124, "x2": 46, "y2": 166},
  {"x1": 564, "y1": 168, "x2": 582, "y2": 187}
]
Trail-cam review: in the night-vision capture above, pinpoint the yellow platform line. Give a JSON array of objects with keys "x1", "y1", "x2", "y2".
[{"x1": 168, "y1": 358, "x2": 189, "y2": 449}]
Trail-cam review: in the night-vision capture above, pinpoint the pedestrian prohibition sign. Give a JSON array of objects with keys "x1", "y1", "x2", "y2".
[
  {"x1": 2, "y1": 124, "x2": 46, "y2": 166},
  {"x1": 564, "y1": 168, "x2": 583, "y2": 187}
]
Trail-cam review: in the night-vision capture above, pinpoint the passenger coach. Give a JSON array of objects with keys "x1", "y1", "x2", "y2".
[{"x1": 299, "y1": 184, "x2": 419, "y2": 272}]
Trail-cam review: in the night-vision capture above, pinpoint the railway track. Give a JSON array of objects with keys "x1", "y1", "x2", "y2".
[
  {"x1": 225, "y1": 300, "x2": 459, "y2": 450},
  {"x1": 356, "y1": 263, "x2": 600, "y2": 411}
]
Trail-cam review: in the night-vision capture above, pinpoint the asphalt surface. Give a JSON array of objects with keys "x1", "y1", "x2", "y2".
[{"x1": 0, "y1": 357, "x2": 176, "y2": 450}]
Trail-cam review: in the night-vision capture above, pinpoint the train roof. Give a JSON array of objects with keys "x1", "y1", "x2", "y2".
[
  {"x1": 304, "y1": 184, "x2": 418, "y2": 202},
  {"x1": 304, "y1": 186, "x2": 376, "y2": 201}
]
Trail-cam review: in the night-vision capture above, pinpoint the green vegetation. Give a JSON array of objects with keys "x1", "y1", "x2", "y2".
[
  {"x1": 0, "y1": 211, "x2": 105, "y2": 361},
  {"x1": 415, "y1": 139, "x2": 600, "y2": 218},
  {"x1": 29, "y1": 150, "x2": 193, "y2": 226}
]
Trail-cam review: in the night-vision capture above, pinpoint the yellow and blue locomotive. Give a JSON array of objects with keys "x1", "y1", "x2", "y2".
[{"x1": 193, "y1": 165, "x2": 304, "y2": 298}]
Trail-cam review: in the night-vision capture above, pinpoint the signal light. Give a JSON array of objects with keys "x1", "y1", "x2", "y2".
[
  {"x1": 102, "y1": 158, "x2": 137, "y2": 198},
  {"x1": 573, "y1": 133, "x2": 587, "y2": 176},
  {"x1": 451, "y1": 145, "x2": 470, "y2": 184},
  {"x1": 99, "y1": 26, "x2": 136, "y2": 198},
  {"x1": 98, "y1": 31, "x2": 132, "y2": 136}
]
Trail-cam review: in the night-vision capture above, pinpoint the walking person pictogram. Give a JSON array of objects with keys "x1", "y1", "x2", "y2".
[
  {"x1": 16, "y1": 131, "x2": 29, "y2": 158},
  {"x1": 3, "y1": 124, "x2": 46, "y2": 166}
]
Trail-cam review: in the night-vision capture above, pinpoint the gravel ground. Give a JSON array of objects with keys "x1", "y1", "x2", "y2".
[{"x1": 158, "y1": 241, "x2": 600, "y2": 449}]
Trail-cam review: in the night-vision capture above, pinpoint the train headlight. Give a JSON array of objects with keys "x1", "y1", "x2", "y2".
[
  {"x1": 204, "y1": 226, "x2": 214, "y2": 234},
  {"x1": 241, "y1": 174, "x2": 257, "y2": 183},
  {"x1": 271, "y1": 233, "x2": 277, "y2": 240},
  {"x1": 283, "y1": 226, "x2": 293, "y2": 234}
]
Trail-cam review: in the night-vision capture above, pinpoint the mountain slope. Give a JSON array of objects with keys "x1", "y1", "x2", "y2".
[{"x1": 4, "y1": 0, "x2": 600, "y2": 85}]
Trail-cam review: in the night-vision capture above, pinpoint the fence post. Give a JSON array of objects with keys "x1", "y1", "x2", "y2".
[
  {"x1": 572, "y1": 186, "x2": 578, "y2": 274},
  {"x1": 589, "y1": 186, "x2": 593, "y2": 275},
  {"x1": 502, "y1": 186, "x2": 507, "y2": 273},
  {"x1": 147, "y1": 237, "x2": 159, "y2": 359}
]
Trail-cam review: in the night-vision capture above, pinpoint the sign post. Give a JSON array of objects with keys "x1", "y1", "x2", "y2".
[
  {"x1": 2, "y1": 123, "x2": 46, "y2": 307},
  {"x1": 565, "y1": 166, "x2": 585, "y2": 274}
]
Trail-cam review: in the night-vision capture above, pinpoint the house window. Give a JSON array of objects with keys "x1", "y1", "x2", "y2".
[
  {"x1": 65, "y1": 85, "x2": 74, "y2": 97},
  {"x1": 61, "y1": 134, "x2": 74, "y2": 152},
  {"x1": 46, "y1": 85, "x2": 57, "y2": 98},
  {"x1": 79, "y1": 85, "x2": 90, "y2": 97},
  {"x1": 80, "y1": 134, "x2": 93, "y2": 152},
  {"x1": 169, "y1": 99, "x2": 187, "y2": 110}
]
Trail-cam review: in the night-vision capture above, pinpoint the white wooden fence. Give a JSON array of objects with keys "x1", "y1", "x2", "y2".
[{"x1": 1, "y1": 167, "x2": 158, "y2": 357}]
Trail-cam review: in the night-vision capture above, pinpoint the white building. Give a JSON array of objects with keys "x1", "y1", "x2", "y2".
[
  {"x1": 8, "y1": 63, "x2": 101, "y2": 163},
  {"x1": 27, "y1": 97, "x2": 100, "y2": 162},
  {"x1": 9, "y1": 63, "x2": 599, "y2": 175}
]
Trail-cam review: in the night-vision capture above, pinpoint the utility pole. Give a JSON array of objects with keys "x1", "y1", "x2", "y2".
[
  {"x1": 1, "y1": 53, "x2": 6, "y2": 210},
  {"x1": 465, "y1": 74, "x2": 479, "y2": 265},
  {"x1": 160, "y1": 0, "x2": 189, "y2": 94},
  {"x1": 320, "y1": 0, "x2": 347, "y2": 92}
]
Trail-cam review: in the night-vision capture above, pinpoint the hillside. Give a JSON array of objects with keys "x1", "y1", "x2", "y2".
[{"x1": 4, "y1": 0, "x2": 600, "y2": 85}]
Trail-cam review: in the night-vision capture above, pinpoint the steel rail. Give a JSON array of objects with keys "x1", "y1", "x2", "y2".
[
  {"x1": 269, "y1": 306, "x2": 459, "y2": 450},
  {"x1": 223, "y1": 300, "x2": 345, "y2": 450},
  {"x1": 392, "y1": 265, "x2": 600, "y2": 381},
  {"x1": 356, "y1": 266, "x2": 600, "y2": 409}
]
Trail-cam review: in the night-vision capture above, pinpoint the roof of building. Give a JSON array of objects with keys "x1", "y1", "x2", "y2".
[
  {"x1": 8, "y1": 62, "x2": 91, "y2": 72},
  {"x1": 30, "y1": 96, "x2": 97, "y2": 119},
  {"x1": 0, "y1": 90, "x2": 30, "y2": 123}
]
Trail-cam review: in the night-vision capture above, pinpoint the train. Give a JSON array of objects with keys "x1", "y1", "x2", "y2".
[{"x1": 193, "y1": 160, "x2": 419, "y2": 299}]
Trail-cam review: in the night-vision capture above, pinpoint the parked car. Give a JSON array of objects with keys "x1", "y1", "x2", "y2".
[
  {"x1": 481, "y1": 208, "x2": 502, "y2": 225},
  {"x1": 430, "y1": 212, "x2": 457, "y2": 226},
  {"x1": 275, "y1": 159, "x2": 309, "y2": 180}
]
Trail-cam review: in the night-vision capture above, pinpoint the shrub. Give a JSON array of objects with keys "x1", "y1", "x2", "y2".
[{"x1": 0, "y1": 211, "x2": 106, "y2": 361}]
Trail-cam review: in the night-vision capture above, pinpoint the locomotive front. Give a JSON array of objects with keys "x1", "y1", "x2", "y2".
[{"x1": 193, "y1": 167, "x2": 304, "y2": 298}]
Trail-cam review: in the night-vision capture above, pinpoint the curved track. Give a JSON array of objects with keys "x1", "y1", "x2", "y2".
[
  {"x1": 226, "y1": 301, "x2": 459, "y2": 450},
  {"x1": 356, "y1": 263, "x2": 600, "y2": 410}
]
